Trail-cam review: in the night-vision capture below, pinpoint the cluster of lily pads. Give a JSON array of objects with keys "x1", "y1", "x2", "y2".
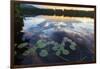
[{"x1": 17, "y1": 37, "x2": 77, "y2": 58}]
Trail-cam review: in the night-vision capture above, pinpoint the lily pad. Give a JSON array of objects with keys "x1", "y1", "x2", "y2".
[
  {"x1": 59, "y1": 45, "x2": 65, "y2": 51},
  {"x1": 23, "y1": 48, "x2": 35, "y2": 56},
  {"x1": 36, "y1": 40, "x2": 46, "y2": 48},
  {"x1": 62, "y1": 49, "x2": 69, "y2": 55},
  {"x1": 67, "y1": 38, "x2": 72, "y2": 42},
  {"x1": 71, "y1": 42, "x2": 77, "y2": 46},
  {"x1": 18, "y1": 43, "x2": 28, "y2": 48},
  {"x1": 56, "y1": 51, "x2": 61, "y2": 56},
  {"x1": 23, "y1": 50, "x2": 31, "y2": 56},
  {"x1": 52, "y1": 45, "x2": 59, "y2": 51},
  {"x1": 39, "y1": 50, "x2": 48, "y2": 57},
  {"x1": 69, "y1": 45, "x2": 76, "y2": 51}
]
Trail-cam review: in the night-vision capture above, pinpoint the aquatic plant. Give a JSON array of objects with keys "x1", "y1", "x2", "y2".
[
  {"x1": 21, "y1": 37, "x2": 77, "y2": 60},
  {"x1": 23, "y1": 47, "x2": 36, "y2": 56},
  {"x1": 18, "y1": 42, "x2": 28, "y2": 48},
  {"x1": 15, "y1": 37, "x2": 77, "y2": 61},
  {"x1": 36, "y1": 40, "x2": 47, "y2": 48},
  {"x1": 39, "y1": 50, "x2": 48, "y2": 57}
]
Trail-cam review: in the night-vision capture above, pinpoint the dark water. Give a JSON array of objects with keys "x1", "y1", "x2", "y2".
[{"x1": 18, "y1": 16, "x2": 95, "y2": 65}]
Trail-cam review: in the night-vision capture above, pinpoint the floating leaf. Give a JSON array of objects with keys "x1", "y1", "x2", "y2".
[
  {"x1": 36, "y1": 40, "x2": 46, "y2": 48},
  {"x1": 56, "y1": 51, "x2": 61, "y2": 56},
  {"x1": 59, "y1": 44, "x2": 64, "y2": 50},
  {"x1": 67, "y1": 38, "x2": 72, "y2": 42},
  {"x1": 23, "y1": 50, "x2": 31, "y2": 56},
  {"x1": 18, "y1": 43, "x2": 28, "y2": 48},
  {"x1": 52, "y1": 46, "x2": 59, "y2": 51},
  {"x1": 69, "y1": 45, "x2": 76, "y2": 51},
  {"x1": 23, "y1": 48, "x2": 35, "y2": 56},
  {"x1": 39, "y1": 50, "x2": 48, "y2": 57},
  {"x1": 61, "y1": 41, "x2": 65, "y2": 46},
  {"x1": 54, "y1": 42, "x2": 59, "y2": 46},
  {"x1": 49, "y1": 41, "x2": 55, "y2": 44},
  {"x1": 63, "y1": 37, "x2": 69, "y2": 42},
  {"x1": 71, "y1": 42, "x2": 77, "y2": 46},
  {"x1": 29, "y1": 48, "x2": 36, "y2": 55},
  {"x1": 62, "y1": 49, "x2": 69, "y2": 55}
]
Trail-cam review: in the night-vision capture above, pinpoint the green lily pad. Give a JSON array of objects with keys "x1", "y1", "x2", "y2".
[
  {"x1": 71, "y1": 42, "x2": 77, "y2": 46},
  {"x1": 59, "y1": 45, "x2": 65, "y2": 51},
  {"x1": 18, "y1": 43, "x2": 28, "y2": 48},
  {"x1": 62, "y1": 49, "x2": 69, "y2": 55},
  {"x1": 39, "y1": 50, "x2": 48, "y2": 57},
  {"x1": 56, "y1": 51, "x2": 61, "y2": 56},
  {"x1": 49, "y1": 41, "x2": 55, "y2": 44},
  {"x1": 69, "y1": 45, "x2": 76, "y2": 51},
  {"x1": 67, "y1": 38, "x2": 72, "y2": 42},
  {"x1": 23, "y1": 48, "x2": 35, "y2": 56},
  {"x1": 36, "y1": 40, "x2": 46, "y2": 48},
  {"x1": 55, "y1": 42, "x2": 59, "y2": 45},
  {"x1": 52, "y1": 45, "x2": 59, "y2": 51},
  {"x1": 63, "y1": 37, "x2": 69, "y2": 42},
  {"x1": 23, "y1": 50, "x2": 31, "y2": 56}
]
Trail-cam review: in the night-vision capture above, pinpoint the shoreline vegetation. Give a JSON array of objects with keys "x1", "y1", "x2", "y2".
[{"x1": 20, "y1": 4, "x2": 95, "y2": 18}]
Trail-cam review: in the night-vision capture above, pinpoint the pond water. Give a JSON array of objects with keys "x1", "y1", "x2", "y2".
[{"x1": 20, "y1": 15, "x2": 95, "y2": 64}]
